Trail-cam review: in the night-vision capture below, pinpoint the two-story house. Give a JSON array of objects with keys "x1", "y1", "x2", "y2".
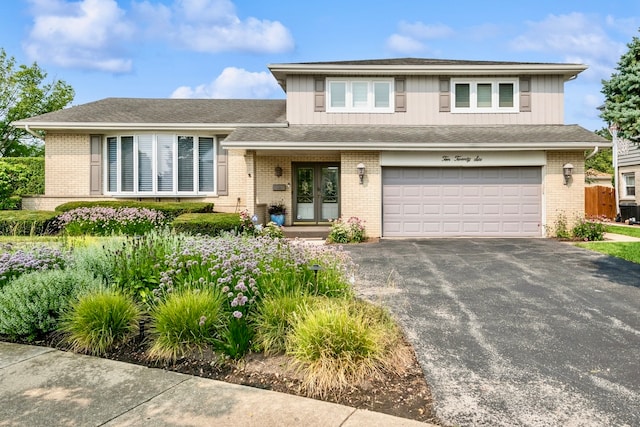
[{"x1": 14, "y1": 58, "x2": 608, "y2": 237}]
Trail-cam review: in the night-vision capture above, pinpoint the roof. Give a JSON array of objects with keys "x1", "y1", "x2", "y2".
[
  {"x1": 13, "y1": 98, "x2": 287, "y2": 131},
  {"x1": 268, "y1": 57, "x2": 587, "y2": 89},
  {"x1": 222, "y1": 124, "x2": 610, "y2": 152}
]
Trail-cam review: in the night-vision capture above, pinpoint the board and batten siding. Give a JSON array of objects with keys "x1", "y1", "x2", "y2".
[{"x1": 285, "y1": 74, "x2": 565, "y2": 126}]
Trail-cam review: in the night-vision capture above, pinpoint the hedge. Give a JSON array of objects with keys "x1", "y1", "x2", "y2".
[
  {"x1": 171, "y1": 213, "x2": 241, "y2": 236},
  {"x1": 0, "y1": 157, "x2": 45, "y2": 196},
  {"x1": 0, "y1": 210, "x2": 59, "y2": 236},
  {"x1": 55, "y1": 201, "x2": 214, "y2": 220}
]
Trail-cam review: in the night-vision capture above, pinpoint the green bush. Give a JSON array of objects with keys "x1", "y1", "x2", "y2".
[
  {"x1": 60, "y1": 288, "x2": 142, "y2": 355},
  {"x1": 0, "y1": 210, "x2": 59, "y2": 236},
  {"x1": 0, "y1": 158, "x2": 44, "y2": 196},
  {"x1": 286, "y1": 299, "x2": 410, "y2": 397},
  {"x1": 572, "y1": 218, "x2": 606, "y2": 241},
  {"x1": 148, "y1": 287, "x2": 225, "y2": 361},
  {"x1": 171, "y1": 213, "x2": 241, "y2": 236},
  {"x1": 55, "y1": 201, "x2": 213, "y2": 220},
  {"x1": 0, "y1": 269, "x2": 100, "y2": 341},
  {"x1": 327, "y1": 217, "x2": 367, "y2": 244}
]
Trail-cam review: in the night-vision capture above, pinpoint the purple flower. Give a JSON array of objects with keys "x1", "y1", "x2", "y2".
[{"x1": 233, "y1": 311, "x2": 243, "y2": 319}]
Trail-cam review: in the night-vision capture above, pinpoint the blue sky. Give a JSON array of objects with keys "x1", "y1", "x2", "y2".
[{"x1": 1, "y1": 0, "x2": 639, "y2": 131}]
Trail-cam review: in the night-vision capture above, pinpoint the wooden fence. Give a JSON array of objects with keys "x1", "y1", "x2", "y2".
[{"x1": 585, "y1": 186, "x2": 616, "y2": 219}]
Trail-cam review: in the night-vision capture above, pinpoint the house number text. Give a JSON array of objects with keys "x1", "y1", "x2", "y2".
[{"x1": 442, "y1": 155, "x2": 483, "y2": 163}]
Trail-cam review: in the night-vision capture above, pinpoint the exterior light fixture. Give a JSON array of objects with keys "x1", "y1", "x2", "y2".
[
  {"x1": 563, "y1": 163, "x2": 574, "y2": 185},
  {"x1": 275, "y1": 166, "x2": 283, "y2": 177},
  {"x1": 356, "y1": 163, "x2": 365, "y2": 184}
]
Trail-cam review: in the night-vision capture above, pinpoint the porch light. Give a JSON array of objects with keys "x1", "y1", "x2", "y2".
[
  {"x1": 274, "y1": 166, "x2": 283, "y2": 177},
  {"x1": 563, "y1": 163, "x2": 574, "y2": 185},
  {"x1": 356, "y1": 163, "x2": 365, "y2": 184}
]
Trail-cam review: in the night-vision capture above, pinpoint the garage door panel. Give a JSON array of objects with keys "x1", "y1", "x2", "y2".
[{"x1": 383, "y1": 167, "x2": 541, "y2": 237}]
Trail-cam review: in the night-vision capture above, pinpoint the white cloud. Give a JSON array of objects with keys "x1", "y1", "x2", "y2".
[
  {"x1": 170, "y1": 67, "x2": 281, "y2": 99},
  {"x1": 134, "y1": 0, "x2": 294, "y2": 53},
  {"x1": 386, "y1": 21, "x2": 453, "y2": 55},
  {"x1": 24, "y1": 0, "x2": 134, "y2": 73},
  {"x1": 510, "y1": 13, "x2": 625, "y2": 82}
]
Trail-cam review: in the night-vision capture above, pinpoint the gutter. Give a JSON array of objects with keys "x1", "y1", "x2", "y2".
[
  {"x1": 13, "y1": 122, "x2": 289, "y2": 131},
  {"x1": 24, "y1": 124, "x2": 42, "y2": 139},
  {"x1": 585, "y1": 146, "x2": 599, "y2": 159}
]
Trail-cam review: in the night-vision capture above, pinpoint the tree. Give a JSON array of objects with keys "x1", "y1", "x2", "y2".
[
  {"x1": 585, "y1": 128, "x2": 613, "y2": 174},
  {"x1": 600, "y1": 32, "x2": 640, "y2": 142},
  {"x1": 0, "y1": 48, "x2": 74, "y2": 157}
]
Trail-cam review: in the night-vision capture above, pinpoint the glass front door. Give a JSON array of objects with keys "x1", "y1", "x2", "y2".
[{"x1": 294, "y1": 163, "x2": 340, "y2": 224}]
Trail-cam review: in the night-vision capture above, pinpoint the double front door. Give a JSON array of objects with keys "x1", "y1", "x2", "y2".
[{"x1": 293, "y1": 163, "x2": 340, "y2": 224}]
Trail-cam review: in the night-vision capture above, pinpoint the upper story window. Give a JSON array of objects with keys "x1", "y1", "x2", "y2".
[
  {"x1": 623, "y1": 173, "x2": 636, "y2": 197},
  {"x1": 326, "y1": 78, "x2": 394, "y2": 113},
  {"x1": 106, "y1": 133, "x2": 217, "y2": 196},
  {"x1": 451, "y1": 78, "x2": 519, "y2": 113}
]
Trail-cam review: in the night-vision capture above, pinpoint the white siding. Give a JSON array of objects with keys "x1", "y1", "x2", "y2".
[{"x1": 286, "y1": 75, "x2": 565, "y2": 126}]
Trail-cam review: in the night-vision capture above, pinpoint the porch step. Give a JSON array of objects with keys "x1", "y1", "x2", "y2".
[{"x1": 283, "y1": 226, "x2": 330, "y2": 239}]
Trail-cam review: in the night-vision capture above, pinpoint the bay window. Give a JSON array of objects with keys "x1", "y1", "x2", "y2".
[
  {"x1": 452, "y1": 78, "x2": 518, "y2": 112},
  {"x1": 327, "y1": 78, "x2": 394, "y2": 112},
  {"x1": 106, "y1": 134, "x2": 218, "y2": 195}
]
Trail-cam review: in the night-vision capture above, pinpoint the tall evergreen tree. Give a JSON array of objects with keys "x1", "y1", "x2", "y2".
[
  {"x1": 0, "y1": 48, "x2": 74, "y2": 156},
  {"x1": 600, "y1": 32, "x2": 640, "y2": 143}
]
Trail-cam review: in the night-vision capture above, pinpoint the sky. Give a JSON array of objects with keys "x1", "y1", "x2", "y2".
[{"x1": 1, "y1": 0, "x2": 639, "y2": 132}]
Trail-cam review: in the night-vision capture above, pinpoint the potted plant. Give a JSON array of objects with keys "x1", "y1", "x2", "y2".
[{"x1": 267, "y1": 202, "x2": 286, "y2": 226}]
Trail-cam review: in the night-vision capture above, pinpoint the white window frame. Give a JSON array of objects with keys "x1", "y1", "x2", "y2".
[
  {"x1": 623, "y1": 173, "x2": 636, "y2": 198},
  {"x1": 451, "y1": 78, "x2": 519, "y2": 113},
  {"x1": 326, "y1": 78, "x2": 394, "y2": 113},
  {"x1": 104, "y1": 133, "x2": 217, "y2": 196}
]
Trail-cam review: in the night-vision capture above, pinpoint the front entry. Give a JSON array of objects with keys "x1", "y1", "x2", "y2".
[{"x1": 293, "y1": 163, "x2": 340, "y2": 224}]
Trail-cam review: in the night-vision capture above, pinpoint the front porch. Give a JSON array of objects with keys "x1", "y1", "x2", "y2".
[{"x1": 282, "y1": 225, "x2": 330, "y2": 239}]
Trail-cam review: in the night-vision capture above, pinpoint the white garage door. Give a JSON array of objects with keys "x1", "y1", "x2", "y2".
[{"x1": 383, "y1": 167, "x2": 542, "y2": 237}]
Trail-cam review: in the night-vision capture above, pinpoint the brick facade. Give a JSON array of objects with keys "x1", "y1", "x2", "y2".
[{"x1": 544, "y1": 151, "x2": 586, "y2": 235}]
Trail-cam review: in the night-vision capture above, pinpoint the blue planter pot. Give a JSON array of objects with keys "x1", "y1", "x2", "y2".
[{"x1": 270, "y1": 214, "x2": 285, "y2": 226}]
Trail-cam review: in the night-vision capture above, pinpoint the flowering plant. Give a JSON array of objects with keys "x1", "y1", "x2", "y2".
[
  {"x1": 327, "y1": 217, "x2": 366, "y2": 243},
  {"x1": 56, "y1": 207, "x2": 165, "y2": 236},
  {"x1": 267, "y1": 202, "x2": 286, "y2": 215},
  {"x1": 0, "y1": 245, "x2": 69, "y2": 288}
]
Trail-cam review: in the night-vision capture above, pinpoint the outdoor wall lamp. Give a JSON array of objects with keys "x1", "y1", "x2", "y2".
[
  {"x1": 356, "y1": 163, "x2": 365, "y2": 184},
  {"x1": 563, "y1": 163, "x2": 574, "y2": 185},
  {"x1": 274, "y1": 166, "x2": 283, "y2": 177}
]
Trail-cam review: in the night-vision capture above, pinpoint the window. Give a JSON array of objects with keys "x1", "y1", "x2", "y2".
[
  {"x1": 451, "y1": 78, "x2": 518, "y2": 112},
  {"x1": 624, "y1": 173, "x2": 636, "y2": 197},
  {"x1": 326, "y1": 78, "x2": 394, "y2": 112},
  {"x1": 106, "y1": 134, "x2": 218, "y2": 195}
]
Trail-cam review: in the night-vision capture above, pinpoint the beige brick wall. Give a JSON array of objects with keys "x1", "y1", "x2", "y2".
[
  {"x1": 340, "y1": 152, "x2": 381, "y2": 238},
  {"x1": 545, "y1": 151, "x2": 585, "y2": 235}
]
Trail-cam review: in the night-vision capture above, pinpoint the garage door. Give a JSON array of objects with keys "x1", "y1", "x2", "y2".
[{"x1": 383, "y1": 167, "x2": 542, "y2": 237}]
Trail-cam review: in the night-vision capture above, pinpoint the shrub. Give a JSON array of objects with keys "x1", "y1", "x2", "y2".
[
  {"x1": 56, "y1": 206, "x2": 166, "y2": 236},
  {"x1": 286, "y1": 299, "x2": 410, "y2": 397},
  {"x1": 148, "y1": 287, "x2": 225, "y2": 361},
  {"x1": 254, "y1": 293, "x2": 319, "y2": 355},
  {"x1": 171, "y1": 213, "x2": 241, "y2": 236},
  {"x1": 261, "y1": 221, "x2": 284, "y2": 239},
  {"x1": 0, "y1": 196, "x2": 21, "y2": 210},
  {"x1": 0, "y1": 157, "x2": 44, "y2": 196},
  {"x1": 55, "y1": 201, "x2": 213, "y2": 220},
  {"x1": 60, "y1": 289, "x2": 142, "y2": 355},
  {"x1": 327, "y1": 217, "x2": 366, "y2": 244},
  {"x1": 552, "y1": 212, "x2": 571, "y2": 239},
  {"x1": 0, "y1": 244, "x2": 69, "y2": 288},
  {"x1": 0, "y1": 210, "x2": 59, "y2": 236},
  {"x1": 572, "y1": 218, "x2": 606, "y2": 241},
  {"x1": 0, "y1": 269, "x2": 100, "y2": 341}
]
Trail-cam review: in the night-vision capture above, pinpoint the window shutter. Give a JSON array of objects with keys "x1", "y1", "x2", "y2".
[
  {"x1": 216, "y1": 136, "x2": 228, "y2": 196},
  {"x1": 395, "y1": 78, "x2": 406, "y2": 112},
  {"x1": 314, "y1": 78, "x2": 325, "y2": 112},
  {"x1": 89, "y1": 135, "x2": 102, "y2": 195},
  {"x1": 519, "y1": 77, "x2": 531, "y2": 112},
  {"x1": 439, "y1": 78, "x2": 451, "y2": 112}
]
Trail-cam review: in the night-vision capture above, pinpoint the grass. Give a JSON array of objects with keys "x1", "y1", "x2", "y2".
[
  {"x1": 605, "y1": 225, "x2": 640, "y2": 238},
  {"x1": 576, "y1": 241, "x2": 640, "y2": 264}
]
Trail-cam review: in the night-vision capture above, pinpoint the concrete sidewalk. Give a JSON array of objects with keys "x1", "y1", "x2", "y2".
[{"x1": 0, "y1": 342, "x2": 431, "y2": 427}]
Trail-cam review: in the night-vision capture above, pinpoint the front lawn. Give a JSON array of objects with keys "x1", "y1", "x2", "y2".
[
  {"x1": 575, "y1": 241, "x2": 640, "y2": 264},
  {"x1": 605, "y1": 225, "x2": 640, "y2": 238}
]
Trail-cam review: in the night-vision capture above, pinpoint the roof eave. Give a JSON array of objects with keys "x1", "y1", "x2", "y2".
[
  {"x1": 12, "y1": 121, "x2": 289, "y2": 131},
  {"x1": 222, "y1": 140, "x2": 609, "y2": 151}
]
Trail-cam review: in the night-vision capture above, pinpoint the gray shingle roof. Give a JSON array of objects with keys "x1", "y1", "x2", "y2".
[
  {"x1": 16, "y1": 98, "x2": 287, "y2": 125},
  {"x1": 294, "y1": 58, "x2": 567, "y2": 67},
  {"x1": 225, "y1": 124, "x2": 606, "y2": 145}
]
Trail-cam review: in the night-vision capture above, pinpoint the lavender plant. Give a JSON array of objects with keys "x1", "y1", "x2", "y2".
[
  {"x1": 0, "y1": 244, "x2": 69, "y2": 288},
  {"x1": 56, "y1": 206, "x2": 166, "y2": 236}
]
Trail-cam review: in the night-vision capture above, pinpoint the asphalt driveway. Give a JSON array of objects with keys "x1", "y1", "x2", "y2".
[{"x1": 346, "y1": 239, "x2": 640, "y2": 427}]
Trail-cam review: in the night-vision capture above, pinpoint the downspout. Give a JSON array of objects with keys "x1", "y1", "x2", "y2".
[
  {"x1": 24, "y1": 124, "x2": 42, "y2": 140},
  {"x1": 585, "y1": 146, "x2": 599, "y2": 159}
]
